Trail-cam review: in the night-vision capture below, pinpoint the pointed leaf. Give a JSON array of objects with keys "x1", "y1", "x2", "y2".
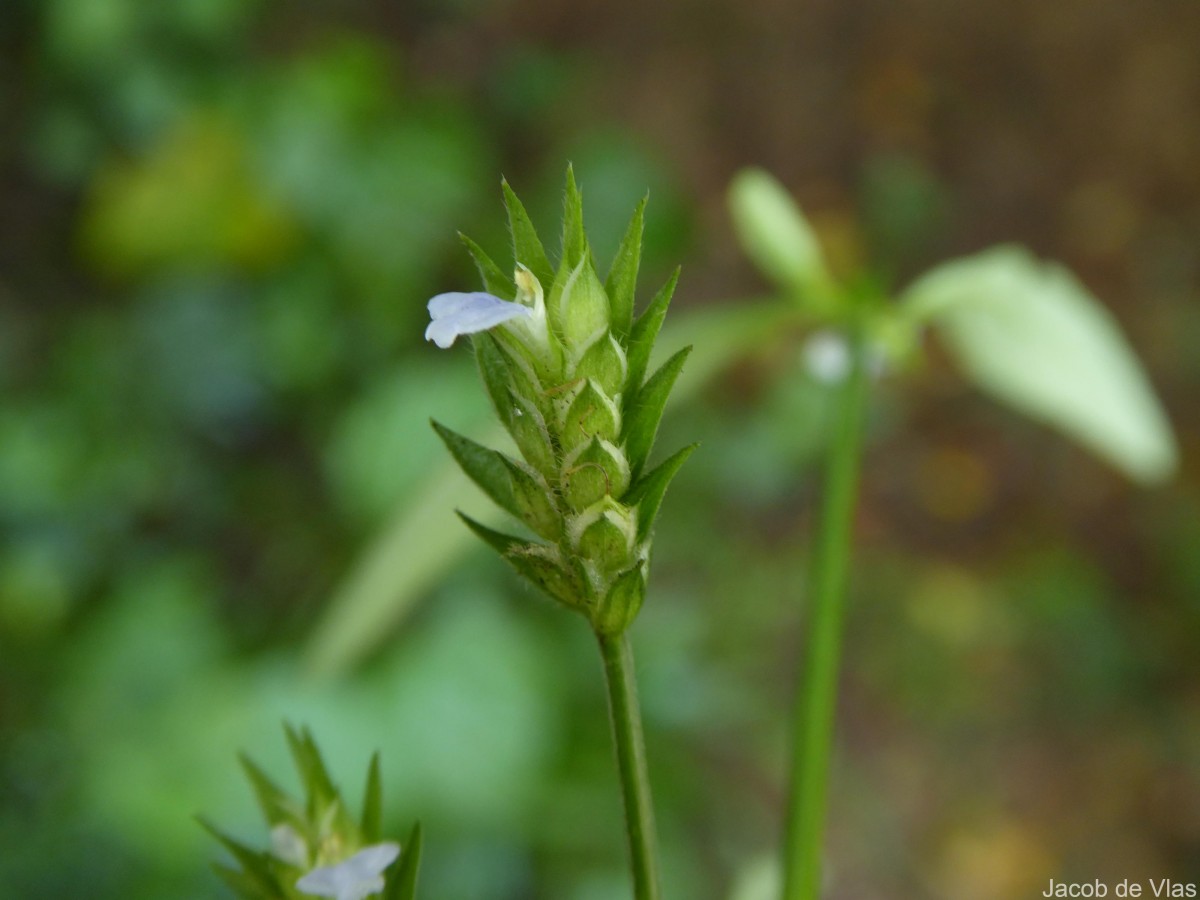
[
  {"x1": 901, "y1": 246, "x2": 1178, "y2": 484},
  {"x1": 431, "y1": 420, "x2": 519, "y2": 518},
  {"x1": 211, "y1": 862, "x2": 264, "y2": 900},
  {"x1": 606, "y1": 195, "x2": 646, "y2": 338},
  {"x1": 625, "y1": 442, "x2": 697, "y2": 543},
  {"x1": 238, "y1": 753, "x2": 292, "y2": 826},
  {"x1": 284, "y1": 724, "x2": 337, "y2": 817},
  {"x1": 502, "y1": 179, "x2": 554, "y2": 291},
  {"x1": 625, "y1": 267, "x2": 679, "y2": 394},
  {"x1": 459, "y1": 233, "x2": 514, "y2": 300},
  {"x1": 384, "y1": 822, "x2": 423, "y2": 900},
  {"x1": 460, "y1": 512, "x2": 585, "y2": 608},
  {"x1": 508, "y1": 546, "x2": 588, "y2": 609},
  {"x1": 500, "y1": 455, "x2": 562, "y2": 541},
  {"x1": 561, "y1": 164, "x2": 586, "y2": 271},
  {"x1": 361, "y1": 752, "x2": 383, "y2": 843},
  {"x1": 622, "y1": 345, "x2": 692, "y2": 478},
  {"x1": 456, "y1": 511, "x2": 526, "y2": 555}
]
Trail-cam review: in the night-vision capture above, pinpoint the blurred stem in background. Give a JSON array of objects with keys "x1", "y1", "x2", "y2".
[
  {"x1": 781, "y1": 330, "x2": 869, "y2": 900},
  {"x1": 598, "y1": 632, "x2": 661, "y2": 900}
]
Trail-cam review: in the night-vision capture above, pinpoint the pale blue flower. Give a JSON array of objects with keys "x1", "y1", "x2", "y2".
[
  {"x1": 295, "y1": 842, "x2": 401, "y2": 900},
  {"x1": 425, "y1": 291, "x2": 533, "y2": 349}
]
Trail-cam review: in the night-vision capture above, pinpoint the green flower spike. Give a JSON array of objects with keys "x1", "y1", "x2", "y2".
[
  {"x1": 427, "y1": 168, "x2": 695, "y2": 636},
  {"x1": 202, "y1": 724, "x2": 422, "y2": 900}
]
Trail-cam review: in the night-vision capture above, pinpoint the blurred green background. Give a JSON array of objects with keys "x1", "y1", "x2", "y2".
[{"x1": 1, "y1": 1, "x2": 1197, "y2": 898}]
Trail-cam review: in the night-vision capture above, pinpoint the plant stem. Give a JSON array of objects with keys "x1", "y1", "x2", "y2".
[
  {"x1": 781, "y1": 337, "x2": 870, "y2": 900},
  {"x1": 597, "y1": 631, "x2": 661, "y2": 900}
]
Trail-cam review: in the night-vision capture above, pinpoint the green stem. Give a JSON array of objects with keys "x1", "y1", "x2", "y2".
[
  {"x1": 781, "y1": 336, "x2": 870, "y2": 900},
  {"x1": 597, "y1": 631, "x2": 661, "y2": 900}
]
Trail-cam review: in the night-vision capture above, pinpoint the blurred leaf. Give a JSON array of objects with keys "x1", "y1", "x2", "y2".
[
  {"x1": 901, "y1": 245, "x2": 1178, "y2": 484},
  {"x1": 238, "y1": 754, "x2": 294, "y2": 828},
  {"x1": 728, "y1": 168, "x2": 833, "y2": 306},
  {"x1": 199, "y1": 820, "x2": 285, "y2": 896},
  {"x1": 81, "y1": 117, "x2": 298, "y2": 278},
  {"x1": 360, "y1": 753, "x2": 383, "y2": 844},
  {"x1": 284, "y1": 724, "x2": 339, "y2": 821}
]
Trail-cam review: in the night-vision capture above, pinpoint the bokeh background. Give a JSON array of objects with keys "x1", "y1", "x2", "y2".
[{"x1": 1, "y1": 1, "x2": 1198, "y2": 898}]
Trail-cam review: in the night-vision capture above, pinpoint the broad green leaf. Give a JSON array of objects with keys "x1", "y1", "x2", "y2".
[
  {"x1": 459, "y1": 233, "x2": 514, "y2": 300},
  {"x1": 625, "y1": 442, "x2": 697, "y2": 544},
  {"x1": 625, "y1": 267, "x2": 679, "y2": 395},
  {"x1": 502, "y1": 179, "x2": 553, "y2": 291},
  {"x1": 605, "y1": 195, "x2": 646, "y2": 338},
  {"x1": 431, "y1": 421, "x2": 520, "y2": 519},
  {"x1": 622, "y1": 346, "x2": 692, "y2": 478},
  {"x1": 384, "y1": 822, "x2": 423, "y2": 900},
  {"x1": 361, "y1": 752, "x2": 383, "y2": 843},
  {"x1": 901, "y1": 245, "x2": 1178, "y2": 484},
  {"x1": 728, "y1": 168, "x2": 832, "y2": 304}
]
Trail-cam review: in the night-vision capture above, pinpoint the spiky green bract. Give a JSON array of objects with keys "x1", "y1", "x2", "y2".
[
  {"x1": 606, "y1": 196, "x2": 647, "y2": 340},
  {"x1": 622, "y1": 346, "x2": 692, "y2": 481},
  {"x1": 203, "y1": 725, "x2": 420, "y2": 899},
  {"x1": 503, "y1": 178, "x2": 554, "y2": 291},
  {"x1": 361, "y1": 752, "x2": 383, "y2": 844},
  {"x1": 625, "y1": 267, "x2": 680, "y2": 398},
  {"x1": 201, "y1": 820, "x2": 285, "y2": 897},
  {"x1": 459, "y1": 233, "x2": 514, "y2": 300},
  {"x1": 383, "y1": 823, "x2": 424, "y2": 900},
  {"x1": 444, "y1": 171, "x2": 693, "y2": 635}
]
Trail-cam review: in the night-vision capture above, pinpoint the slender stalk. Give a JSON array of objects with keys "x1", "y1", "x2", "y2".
[
  {"x1": 597, "y1": 631, "x2": 661, "y2": 900},
  {"x1": 781, "y1": 336, "x2": 870, "y2": 900}
]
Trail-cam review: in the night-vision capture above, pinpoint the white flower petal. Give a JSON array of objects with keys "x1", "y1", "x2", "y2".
[
  {"x1": 803, "y1": 330, "x2": 851, "y2": 383},
  {"x1": 295, "y1": 842, "x2": 401, "y2": 900},
  {"x1": 425, "y1": 291, "x2": 533, "y2": 348},
  {"x1": 270, "y1": 823, "x2": 309, "y2": 868}
]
